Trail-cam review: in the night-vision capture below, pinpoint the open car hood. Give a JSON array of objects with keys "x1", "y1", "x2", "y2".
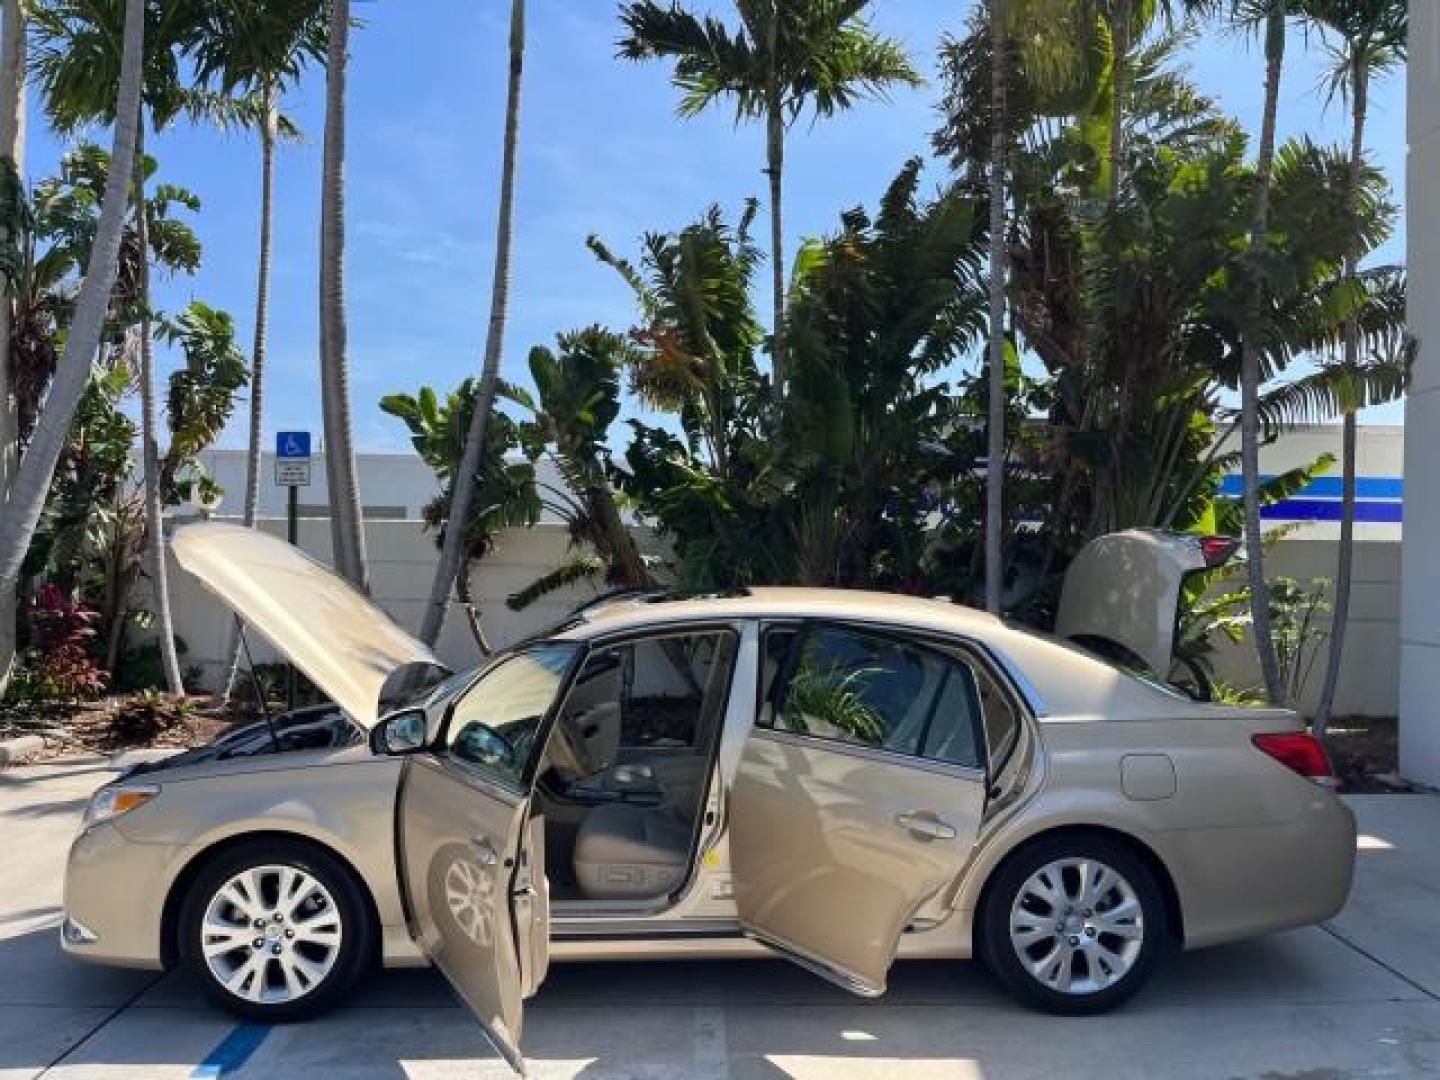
[{"x1": 172, "y1": 523, "x2": 449, "y2": 728}]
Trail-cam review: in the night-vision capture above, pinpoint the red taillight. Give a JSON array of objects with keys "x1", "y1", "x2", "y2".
[
  {"x1": 1252, "y1": 732, "x2": 1338, "y2": 788},
  {"x1": 1200, "y1": 535, "x2": 1239, "y2": 567}
]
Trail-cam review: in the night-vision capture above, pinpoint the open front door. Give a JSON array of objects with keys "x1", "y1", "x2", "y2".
[
  {"x1": 396, "y1": 644, "x2": 580, "y2": 1073},
  {"x1": 731, "y1": 623, "x2": 990, "y2": 996}
]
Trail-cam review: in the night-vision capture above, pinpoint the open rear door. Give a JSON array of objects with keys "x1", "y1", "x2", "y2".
[{"x1": 730, "y1": 623, "x2": 989, "y2": 996}]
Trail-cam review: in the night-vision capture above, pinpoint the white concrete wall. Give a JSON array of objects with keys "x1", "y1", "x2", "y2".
[
  {"x1": 165, "y1": 423, "x2": 1406, "y2": 718},
  {"x1": 1400, "y1": 0, "x2": 1440, "y2": 784},
  {"x1": 167, "y1": 518, "x2": 659, "y2": 686}
]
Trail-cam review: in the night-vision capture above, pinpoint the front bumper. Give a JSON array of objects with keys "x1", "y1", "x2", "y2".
[{"x1": 61, "y1": 822, "x2": 180, "y2": 970}]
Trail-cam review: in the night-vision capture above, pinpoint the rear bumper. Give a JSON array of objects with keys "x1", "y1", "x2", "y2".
[
  {"x1": 61, "y1": 822, "x2": 177, "y2": 970},
  {"x1": 1172, "y1": 790, "x2": 1357, "y2": 950}
]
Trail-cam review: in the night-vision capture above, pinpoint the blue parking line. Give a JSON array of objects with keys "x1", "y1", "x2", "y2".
[{"x1": 190, "y1": 1025, "x2": 270, "y2": 1079}]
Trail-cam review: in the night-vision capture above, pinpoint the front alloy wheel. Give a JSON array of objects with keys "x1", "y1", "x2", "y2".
[
  {"x1": 180, "y1": 840, "x2": 373, "y2": 1021},
  {"x1": 200, "y1": 865, "x2": 343, "y2": 1004},
  {"x1": 981, "y1": 835, "x2": 1166, "y2": 1014}
]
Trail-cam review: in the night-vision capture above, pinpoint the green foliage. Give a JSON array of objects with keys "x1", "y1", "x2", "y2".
[
  {"x1": 161, "y1": 302, "x2": 248, "y2": 505},
  {"x1": 1269, "y1": 576, "x2": 1332, "y2": 703},
  {"x1": 617, "y1": 0, "x2": 922, "y2": 123},
  {"x1": 782, "y1": 664, "x2": 886, "y2": 745},
  {"x1": 380, "y1": 379, "x2": 540, "y2": 561}
]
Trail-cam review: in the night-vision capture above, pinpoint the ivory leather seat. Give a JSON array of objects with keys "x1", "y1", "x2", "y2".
[{"x1": 573, "y1": 803, "x2": 691, "y2": 900}]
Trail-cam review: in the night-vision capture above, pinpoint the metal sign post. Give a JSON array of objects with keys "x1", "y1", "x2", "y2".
[{"x1": 275, "y1": 432, "x2": 312, "y2": 709}]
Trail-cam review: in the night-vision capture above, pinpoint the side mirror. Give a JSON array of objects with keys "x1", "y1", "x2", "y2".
[{"x1": 375, "y1": 708, "x2": 429, "y2": 756}]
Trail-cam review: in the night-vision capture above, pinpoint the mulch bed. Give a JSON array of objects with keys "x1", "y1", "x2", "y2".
[
  {"x1": 1325, "y1": 716, "x2": 1412, "y2": 793},
  {"x1": 2, "y1": 697, "x2": 242, "y2": 762}
]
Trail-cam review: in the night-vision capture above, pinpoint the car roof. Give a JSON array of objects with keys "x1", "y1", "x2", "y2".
[
  {"x1": 547, "y1": 585, "x2": 1246, "y2": 724},
  {"x1": 554, "y1": 586, "x2": 1001, "y2": 639}
]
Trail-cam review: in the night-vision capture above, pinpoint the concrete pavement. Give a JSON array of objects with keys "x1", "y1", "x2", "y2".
[{"x1": 3, "y1": 758, "x2": 1439, "y2": 1079}]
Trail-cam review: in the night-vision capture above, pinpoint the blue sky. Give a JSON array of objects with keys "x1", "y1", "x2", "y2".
[{"x1": 25, "y1": 0, "x2": 1411, "y2": 454}]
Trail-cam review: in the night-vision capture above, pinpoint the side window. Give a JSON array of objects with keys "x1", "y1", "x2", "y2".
[
  {"x1": 977, "y1": 663, "x2": 1021, "y2": 770},
  {"x1": 763, "y1": 625, "x2": 984, "y2": 770},
  {"x1": 444, "y1": 644, "x2": 580, "y2": 788},
  {"x1": 566, "y1": 630, "x2": 736, "y2": 752}
]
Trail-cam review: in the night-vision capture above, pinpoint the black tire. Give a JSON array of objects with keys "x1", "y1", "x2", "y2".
[
  {"x1": 178, "y1": 838, "x2": 375, "y2": 1022},
  {"x1": 978, "y1": 832, "x2": 1167, "y2": 1015}
]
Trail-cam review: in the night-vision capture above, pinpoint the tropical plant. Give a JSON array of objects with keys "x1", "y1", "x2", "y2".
[
  {"x1": 617, "y1": 0, "x2": 921, "y2": 393},
  {"x1": 19, "y1": 582, "x2": 108, "y2": 702},
  {"x1": 159, "y1": 301, "x2": 248, "y2": 505},
  {"x1": 382, "y1": 379, "x2": 539, "y2": 652},
  {"x1": 0, "y1": 0, "x2": 24, "y2": 686},
  {"x1": 29, "y1": 0, "x2": 225, "y2": 696},
  {"x1": 0, "y1": 0, "x2": 143, "y2": 700},
  {"x1": 1220, "y1": 0, "x2": 1308, "y2": 705},
  {"x1": 318, "y1": 0, "x2": 368, "y2": 591},
  {"x1": 184, "y1": 0, "x2": 327, "y2": 698},
  {"x1": 1296, "y1": 0, "x2": 1408, "y2": 737},
  {"x1": 420, "y1": 0, "x2": 525, "y2": 647},
  {"x1": 782, "y1": 662, "x2": 885, "y2": 745},
  {"x1": 506, "y1": 327, "x2": 656, "y2": 609}
]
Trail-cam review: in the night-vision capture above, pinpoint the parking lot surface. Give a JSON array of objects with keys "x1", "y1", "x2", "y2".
[{"x1": 3, "y1": 756, "x2": 1439, "y2": 1079}]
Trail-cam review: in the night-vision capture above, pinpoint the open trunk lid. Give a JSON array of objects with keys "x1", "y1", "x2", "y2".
[{"x1": 172, "y1": 523, "x2": 448, "y2": 728}]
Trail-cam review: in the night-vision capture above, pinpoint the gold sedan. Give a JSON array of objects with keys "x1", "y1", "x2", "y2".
[{"x1": 62, "y1": 525, "x2": 1355, "y2": 1073}]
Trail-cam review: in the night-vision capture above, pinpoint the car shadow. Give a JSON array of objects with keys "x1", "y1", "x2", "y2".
[{"x1": 0, "y1": 926, "x2": 1429, "y2": 1077}]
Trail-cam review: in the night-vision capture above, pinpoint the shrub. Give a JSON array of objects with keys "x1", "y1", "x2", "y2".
[{"x1": 22, "y1": 585, "x2": 108, "y2": 702}]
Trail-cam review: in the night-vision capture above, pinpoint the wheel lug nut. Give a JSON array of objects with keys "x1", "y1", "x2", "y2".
[
  {"x1": 271, "y1": 943, "x2": 283, "y2": 955},
  {"x1": 1068, "y1": 936, "x2": 1080, "y2": 947},
  {"x1": 253, "y1": 919, "x2": 264, "y2": 929},
  {"x1": 284, "y1": 929, "x2": 295, "y2": 939},
  {"x1": 252, "y1": 938, "x2": 263, "y2": 949},
  {"x1": 1085, "y1": 927, "x2": 1097, "y2": 937},
  {"x1": 272, "y1": 913, "x2": 283, "y2": 923}
]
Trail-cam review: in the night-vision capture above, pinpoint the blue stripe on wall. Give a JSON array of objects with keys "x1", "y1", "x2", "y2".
[
  {"x1": 1259, "y1": 499, "x2": 1404, "y2": 523},
  {"x1": 1219, "y1": 475, "x2": 1404, "y2": 500}
]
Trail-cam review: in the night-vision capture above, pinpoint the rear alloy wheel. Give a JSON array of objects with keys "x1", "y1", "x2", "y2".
[
  {"x1": 980, "y1": 834, "x2": 1166, "y2": 1015},
  {"x1": 180, "y1": 840, "x2": 373, "y2": 1021}
]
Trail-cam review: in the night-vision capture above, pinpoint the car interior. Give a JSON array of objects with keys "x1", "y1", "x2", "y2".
[{"x1": 532, "y1": 628, "x2": 738, "y2": 908}]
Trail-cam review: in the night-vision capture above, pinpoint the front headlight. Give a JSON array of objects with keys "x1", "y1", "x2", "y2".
[{"x1": 82, "y1": 784, "x2": 160, "y2": 830}]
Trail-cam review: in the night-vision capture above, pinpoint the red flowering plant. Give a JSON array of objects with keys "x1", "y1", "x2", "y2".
[{"x1": 23, "y1": 584, "x2": 110, "y2": 702}]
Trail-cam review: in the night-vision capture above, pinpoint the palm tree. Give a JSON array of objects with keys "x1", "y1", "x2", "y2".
[
  {"x1": 617, "y1": 0, "x2": 920, "y2": 395},
  {"x1": 186, "y1": 0, "x2": 326, "y2": 695},
  {"x1": 0, "y1": 0, "x2": 25, "y2": 683},
  {"x1": 319, "y1": 0, "x2": 368, "y2": 591},
  {"x1": 1230, "y1": 0, "x2": 1303, "y2": 705},
  {"x1": 1302, "y1": 0, "x2": 1407, "y2": 736},
  {"x1": 31, "y1": 0, "x2": 208, "y2": 696},
  {"x1": 984, "y1": 0, "x2": 1007, "y2": 614},
  {"x1": 417, "y1": 0, "x2": 524, "y2": 647},
  {"x1": 0, "y1": 0, "x2": 143, "y2": 698}
]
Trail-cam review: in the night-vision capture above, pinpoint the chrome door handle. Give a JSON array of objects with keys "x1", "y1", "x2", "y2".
[
  {"x1": 470, "y1": 836, "x2": 499, "y2": 866},
  {"x1": 896, "y1": 812, "x2": 957, "y2": 841}
]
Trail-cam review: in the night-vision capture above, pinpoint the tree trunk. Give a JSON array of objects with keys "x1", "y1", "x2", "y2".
[
  {"x1": 1107, "y1": 0, "x2": 1129, "y2": 210},
  {"x1": 221, "y1": 88, "x2": 279, "y2": 702},
  {"x1": 319, "y1": 0, "x2": 368, "y2": 591},
  {"x1": 0, "y1": 0, "x2": 25, "y2": 687},
  {"x1": 0, "y1": 0, "x2": 143, "y2": 699},
  {"x1": 765, "y1": 6, "x2": 785, "y2": 395},
  {"x1": 766, "y1": 99, "x2": 786, "y2": 395},
  {"x1": 133, "y1": 125, "x2": 185, "y2": 696},
  {"x1": 1314, "y1": 56, "x2": 1369, "y2": 739},
  {"x1": 418, "y1": 0, "x2": 524, "y2": 647},
  {"x1": 984, "y1": 0, "x2": 1007, "y2": 615},
  {"x1": 1239, "y1": 2, "x2": 1288, "y2": 705}
]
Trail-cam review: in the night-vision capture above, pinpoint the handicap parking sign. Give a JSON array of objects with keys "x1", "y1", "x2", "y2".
[{"x1": 276, "y1": 431, "x2": 311, "y2": 459}]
